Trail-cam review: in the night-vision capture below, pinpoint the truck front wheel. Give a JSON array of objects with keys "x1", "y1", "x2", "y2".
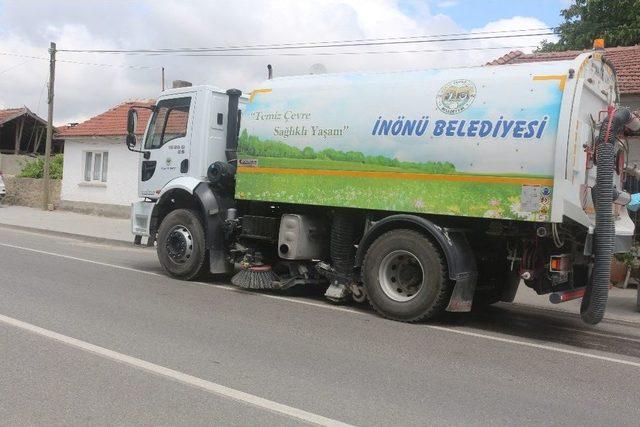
[
  {"x1": 362, "y1": 229, "x2": 452, "y2": 322},
  {"x1": 157, "y1": 209, "x2": 208, "y2": 280}
]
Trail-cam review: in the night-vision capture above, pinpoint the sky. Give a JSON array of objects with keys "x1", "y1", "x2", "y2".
[{"x1": 0, "y1": 0, "x2": 569, "y2": 125}]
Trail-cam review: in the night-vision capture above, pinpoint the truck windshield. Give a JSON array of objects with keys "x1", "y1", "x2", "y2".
[{"x1": 144, "y1": 97, "x2": 191, "y2": 149}]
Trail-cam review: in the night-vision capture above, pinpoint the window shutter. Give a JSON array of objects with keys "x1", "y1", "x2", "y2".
[
  {"x1": 93, "y1": 153, "x2": 102, "y2": 181},
  {"x1": 102, "y1": 152, "x2": 109, "y2": 182},
  {"x1": 84, "y1": 152, "x2": 92, "y2": 181}
]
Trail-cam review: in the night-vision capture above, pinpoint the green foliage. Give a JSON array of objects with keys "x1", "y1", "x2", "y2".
[
  {"x1": 236, "y1": 172, "x2": 526, "y2": 220},
  {"x1": 18, "y1": 154, "x2": 64, "y2": 179},
  {"x1": 537, "y1": 0, "x2": 640, "y2": 52},
  {"x1": 615, "y1": 246, "x2": 640, "y2": 268},
  {"x1": 238, "y1": 129, "x2": 456, "y2": 174}
]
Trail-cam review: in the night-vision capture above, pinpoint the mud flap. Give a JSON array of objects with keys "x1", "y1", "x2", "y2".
[
  {"x1": 443, "y1": 231, "x2": 478, "y2": 312},
  {"x1": 193, "y1": 182, "x2": 235, "y2": 275},
  {"x1": 210, "y1": 249, "x2": 232, "y2": 274},
  {"x1": 500, "y1": 271, "x2": 520, "y2": 303},
  {"x1": 446, "y1": 273, "x2": 477, "y2": 312}
]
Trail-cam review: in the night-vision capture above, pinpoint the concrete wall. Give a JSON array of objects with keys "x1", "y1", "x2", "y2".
[
  {"x1": 0, "y1": 154, "x2": 34, "y2": 176},
  {"x1": 3, "y1": 176, "x2": 61, "y2": 208},
  {"x1": 61, "y1": 137, "x2": 139, "y2": 208}
]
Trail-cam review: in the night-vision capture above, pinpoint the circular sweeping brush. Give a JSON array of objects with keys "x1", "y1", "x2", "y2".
[{"x1": 231, "y1": 264, "x2": 279, "y2": 289}]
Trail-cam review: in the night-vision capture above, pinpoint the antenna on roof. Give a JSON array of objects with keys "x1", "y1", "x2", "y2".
[
  {"x1": 309, "y1": 63, "x2": 327, "y2": 74},
  {"x1": 267, "y1": 64, "x2": 273, "y2": 80}
]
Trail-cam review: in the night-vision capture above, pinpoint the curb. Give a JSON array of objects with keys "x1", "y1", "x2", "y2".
[{"x1": 0, "y1": 223, "x2": 147, "y2": 249}]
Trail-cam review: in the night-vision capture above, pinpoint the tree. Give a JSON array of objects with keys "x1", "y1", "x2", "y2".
[
  {"x1": 302, "y1": 146, "x2": 316, "y2": 159},
  {"x1": 537, "y1": 0, "x2": 640, "y2": 52},
  {"x1": 19, "y1": 154, "x2": 64, "y2": 180}
]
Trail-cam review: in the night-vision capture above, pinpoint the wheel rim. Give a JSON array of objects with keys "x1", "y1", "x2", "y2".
[
  {"x1": 378, "y1": 250, "x2": 424, "y2": 302},
  {"x1": 165, "y1": 225, "x2": 193, "y2": 264}
]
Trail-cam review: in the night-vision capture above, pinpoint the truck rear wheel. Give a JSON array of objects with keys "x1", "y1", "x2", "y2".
[
  {"x1": 362, "y1": 229, "x2": 452, "y2": 322},
  {"x1": 157, "y1": 209, "x2": 208, "y2": 280}
]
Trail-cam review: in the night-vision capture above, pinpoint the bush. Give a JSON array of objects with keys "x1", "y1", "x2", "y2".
[{"x1": 18, "y1": 154, "x2": 64, "y2": 179}]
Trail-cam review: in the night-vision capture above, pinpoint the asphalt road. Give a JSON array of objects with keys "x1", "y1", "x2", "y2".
[{"x1": 1, "y1": 226, "x2": 640, "y2": 426}]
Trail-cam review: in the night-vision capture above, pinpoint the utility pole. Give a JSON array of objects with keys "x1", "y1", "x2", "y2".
[
  {"x1": 161, "y1": 67, "x2": 165, "y2": 91},
  {"x1": 43, "y1": 42, "x2": 56, "y2": 210}
]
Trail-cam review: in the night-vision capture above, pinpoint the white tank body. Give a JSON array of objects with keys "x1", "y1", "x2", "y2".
[{"x1": 237, "y1": 51, "x2": 632, "y2": 236}]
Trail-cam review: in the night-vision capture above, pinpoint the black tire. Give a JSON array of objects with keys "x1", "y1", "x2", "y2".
[
  {"x1": 157, "y1": 209, "x2": 208, "y2": 280},
  {"x1": 362, "y1": 229, "x2": 452, "y2": 322}
]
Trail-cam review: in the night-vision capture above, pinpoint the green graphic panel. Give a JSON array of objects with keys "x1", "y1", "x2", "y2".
[{"x1": 236, "y1": 169, "x2": 546, "y2": 221}]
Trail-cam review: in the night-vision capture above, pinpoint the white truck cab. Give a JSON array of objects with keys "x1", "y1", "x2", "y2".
[
  {"x1": 139, "y1": 85, "x2": 235, "y2": 199},
  {"x1": 130, "y1": 85, "x2": 245, "y2": 238}
]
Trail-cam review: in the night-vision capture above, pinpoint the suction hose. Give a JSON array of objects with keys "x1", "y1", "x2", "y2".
[
  {"x1": 331, "y1": 213, "x2": 357, "y2": 278},
  {"x1": 581, "y1": 107, "x2": 633, "y2": 324}
]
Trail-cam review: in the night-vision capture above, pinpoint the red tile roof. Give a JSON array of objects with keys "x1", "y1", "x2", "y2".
[
  {"x1": 0, "y1": 107, "x2": 47, "y2": 126},
  {"x1": 0, "y1": 107, "x2": 26, "y2": 125},
  {"x1": 56, "y1": 100, "x2": 155, "y2": 137},
  {"x1": 487, "y1": 45, "x2": 640, "y2": 95}
]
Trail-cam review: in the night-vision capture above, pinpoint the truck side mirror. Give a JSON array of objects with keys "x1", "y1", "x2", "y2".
[
  {"x1": 124, "y1": 107, "x2": 149, "y2": 158},
  {"x1": 126, "y1": 133, "x2": 137, "y2": 148},
  {"x1": 127, "y1": 108, "x2": 138, "y2": 135}
]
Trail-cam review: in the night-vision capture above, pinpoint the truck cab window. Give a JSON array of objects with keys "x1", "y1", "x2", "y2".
[{"x1": 144, "y1": 97, "x2": 191, "y2": 149}]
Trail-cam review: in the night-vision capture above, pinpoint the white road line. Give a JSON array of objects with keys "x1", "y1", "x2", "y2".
[
  {"x1": 0, "y1": 242, "x2": 166, "y2": 278},
  {"x1": 0, "y1": 242, "x2": 368, "y2": 316},
  {"x1": 0, "y1": 313, "x2": 353, "y2": 427},
  {"x1": 255, "y1": 293, "x2": 368, "y2": 315},
  {"x1": 424, "y1": 325, "x2": 640, "y2": 368},
  {"x1": 2, "y1": 241, "x2": 640, "y2": 369}
]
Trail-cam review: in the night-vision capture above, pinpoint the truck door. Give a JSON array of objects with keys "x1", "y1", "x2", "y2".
[{"x1": 139, "y1": 94, "x2": 195, "y2": 198}]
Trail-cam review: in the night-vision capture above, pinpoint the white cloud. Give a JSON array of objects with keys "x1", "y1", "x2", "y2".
[
  {"x1": 0, "y1": 0, "x2": 554, "y2": 125},
  {"x1": 471, "y1": 15, "x2": 555, "y2": 48},
  {"x1": 437, "y1": 1, "x2": 459, "y2": 8}
]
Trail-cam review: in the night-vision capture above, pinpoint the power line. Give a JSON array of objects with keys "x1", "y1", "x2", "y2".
[
  {"x1": 0, "y1": 59, "x2": 31, "y2": 75},
  {"x1": 0, "y1": 52, "x2": 47, "y2": 60},
  {"x1": 0, "y1": 51, "x2": 157, "y2": 70},
  {"x1": 57, "y1": 59, "x2": 157, "y2": 70},
  {"x1": 0, "y1": 44, "x2": 539, "y2": 66},
  {"x1": 58, "y1": 29, "x2": 555, "y2": 54},
  {"x1": 0, "y1": 42, "x2": 541, "y2": 70},
  {"x1": 122, "y1": 44, "x2": 539, "y2": 58}
]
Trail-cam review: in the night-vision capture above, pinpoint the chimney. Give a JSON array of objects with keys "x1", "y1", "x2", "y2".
[{"x1": 172, "y1": 80, "x2": 192, "y2": 88}]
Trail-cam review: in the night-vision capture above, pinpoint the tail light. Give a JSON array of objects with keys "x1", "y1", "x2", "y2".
[{"x1": 549, "y1": 254, "x2": 571, "y2": 273}]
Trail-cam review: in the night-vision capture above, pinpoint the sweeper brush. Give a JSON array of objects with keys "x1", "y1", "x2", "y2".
[{"x1": 231, "y1": 265, "x2": 279, "y2": 289}]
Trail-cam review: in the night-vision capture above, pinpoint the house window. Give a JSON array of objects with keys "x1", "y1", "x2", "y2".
[{"x1": 83, "y1": 151, "x2": 109, "y2": 182}]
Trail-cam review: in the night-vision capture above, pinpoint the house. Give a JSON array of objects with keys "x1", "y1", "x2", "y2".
[
  {"x1": 488, "y1": 45, "x2": 640, "y2": 161},
  {"x1": 0, "y1": 107, "x2": 61, "y2": 175},
  {"x1": 0, "y1": 107, "x2": 54, "y2": 154},
  {"x1": 56, "y1": 100, "x2": 153, "y2": 217}
]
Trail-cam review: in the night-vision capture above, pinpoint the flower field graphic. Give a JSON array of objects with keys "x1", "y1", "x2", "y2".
[{"x1": 236, "y1": 131, "x2": 552, "y2": 221}]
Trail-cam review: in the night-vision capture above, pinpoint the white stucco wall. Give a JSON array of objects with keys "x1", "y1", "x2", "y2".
[{"x1": 61, "y1": 137, "x2": 139, "y2": 206}]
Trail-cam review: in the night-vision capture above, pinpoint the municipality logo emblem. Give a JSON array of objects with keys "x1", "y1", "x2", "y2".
[{"x1": 436, "y1": 79, "x2": 477, "y2": 115}]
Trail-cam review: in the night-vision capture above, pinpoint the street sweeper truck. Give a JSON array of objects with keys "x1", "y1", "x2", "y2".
[{"x1": 127, "y1": 41, "x2": 639, "y2": 325}]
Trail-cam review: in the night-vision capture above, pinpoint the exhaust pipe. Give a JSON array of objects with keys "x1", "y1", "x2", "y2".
[
  {"x1": 225, "y1": 88, "x2": 242, "y2": 162},
  {"x1": 581, "y1": 107, "x2": 633, "y2": 324}
]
